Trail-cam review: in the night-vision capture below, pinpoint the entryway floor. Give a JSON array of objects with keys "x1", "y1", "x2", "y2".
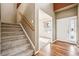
[
  {"x1": 39, "y1": 37, "x2": 51, "y2": 49},
  {"x1": 36, "y1": 41, "x2": 79, "y2": 56}
]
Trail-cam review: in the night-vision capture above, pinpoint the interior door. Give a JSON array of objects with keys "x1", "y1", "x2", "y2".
[{"x1": 39, "y1": 9, "x2": 52, "y2": 49}]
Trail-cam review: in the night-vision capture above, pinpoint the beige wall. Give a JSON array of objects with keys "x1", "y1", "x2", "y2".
[
  {"x1": 17, "y1": 3, "x2": 28, "y2": 23},
  {"x1": 17, "y1": 3, "x2": 35, "y2": 47},
  {"x1": 0, "y1": 4, "x2": 1, "y2": 55},
  {"x1": 37, "y1": 3, "x2": 53, "y2": 17},
  {"x1": 77, "y1": 4, "x2": 79, "y2": 47},
  {"x1": 55, "y1": 6, "x2": 77, "y2": 19},
  {"x1": 0, "y1": 4, "x2": 1, "y2": 20},
  {"x1": 1, "y1": 3, "x2": 17, "y2": 24},
  {"x1": 18, "y1": 3, "x2": 35, "y2": 26}
]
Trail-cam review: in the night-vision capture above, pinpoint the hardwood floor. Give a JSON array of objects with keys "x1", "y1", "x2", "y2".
[{"x1": 36, "y1": 41, "x2": 79, "y2": 56}]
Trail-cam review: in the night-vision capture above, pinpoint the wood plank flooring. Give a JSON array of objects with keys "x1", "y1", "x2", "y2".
[{"x1": 36, "y1": 41, "x2": 79, "y2": 56}]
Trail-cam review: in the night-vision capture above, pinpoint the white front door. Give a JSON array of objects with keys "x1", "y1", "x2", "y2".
[
  {"x1": 57, "y1": 16, "x2": 77, "y2": 44},
  {"x1": 68, "y1": 16, "x2": 77, "y2": 44}
]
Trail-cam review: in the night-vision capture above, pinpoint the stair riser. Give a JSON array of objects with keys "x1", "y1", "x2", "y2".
[
  {"x1": 1, "y1": 24, "x2": 20, "y2": 26},
  {"x1": 2, "y1": 39, "x2": 29, "y2": 51},
  {"x1": 2, "y1": 35, "x2": 25, "y2": 39},
  {"x1": 2, "y1": 31, "x2": 23, "y2": 34},
  {"x1": 1, "y1": 23, "x2": 34, "y2": 56},
  {"x1": 1, "y1": 26, "x2": 21, "y2": 28},
  {"x1": 14, "y1": 49, "x2": 33, "y2": 56},
  {"x1": 2, "y1": 38, "x2": 28, "y2": 47},
  {"x1": 1, "y1": 28, "x2": 22, "y2": 30},
  {"x1": 1, "y1": 29, "x2": 22, "y2": 32},
  {"x1": 2, "y1": 44, "x2": 30, "y2": 56},
  {"x1": 1, "y1": 25, "x2": 21, "y2": 28},
  {"x1": 1, "y1": 23, "x2": 19, "y2": 25},
  {"x1": 2, "y1": 36, "x2": 26, "y2": 43},
  {"x1": 2, "y1": 32, "x2": 24, "y2": 37}
]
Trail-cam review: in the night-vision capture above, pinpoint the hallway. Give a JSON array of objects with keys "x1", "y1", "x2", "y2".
[{"x1": 36, "y1": 41, "x2": 79, "y2": 56}]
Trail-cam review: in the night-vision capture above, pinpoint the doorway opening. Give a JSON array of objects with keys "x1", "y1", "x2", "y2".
[
  {"x1": 57, "y1": 16, "x2": 77, "y2": 44},
  {"x1": 38, "y1": 9, "x2": 53, "y2": 49}
]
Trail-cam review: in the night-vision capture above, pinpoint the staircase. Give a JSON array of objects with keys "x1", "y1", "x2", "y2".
[{"x1": 1, "y1": 23, "x2": 34, "y2": 56}]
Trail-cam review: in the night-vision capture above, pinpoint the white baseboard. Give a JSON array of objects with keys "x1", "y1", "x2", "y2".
[
  {"x1": 51, "y1": 40, "x2": 57, "y2": 44},
  {"x1": 56, "y1": 40, "x2": 76, "y2": 45},
  {"x1": 34, "y1": 49, "x2": 40, "y2": 55}
]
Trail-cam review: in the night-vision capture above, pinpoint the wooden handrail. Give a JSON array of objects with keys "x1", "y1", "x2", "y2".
[{"x1": 18, "y1": 12, "x2": 35, "y2": 31}]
